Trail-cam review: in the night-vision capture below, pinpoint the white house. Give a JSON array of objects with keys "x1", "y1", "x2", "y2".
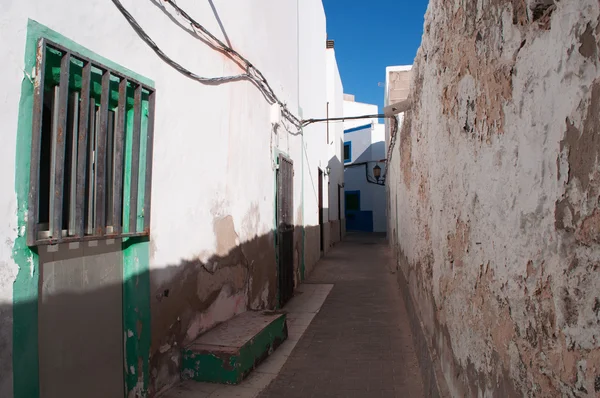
[
  {"x1": 0, "y1": 1, "x2": 344, "y2": 397},
  {"x1": 342, "y1": 96, "x2": 387, "y2": 233}
]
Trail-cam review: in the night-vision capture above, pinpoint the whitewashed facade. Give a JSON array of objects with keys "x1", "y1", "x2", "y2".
[{"x1": 0, "y1": 1, "x2": 343, "y2": 396}]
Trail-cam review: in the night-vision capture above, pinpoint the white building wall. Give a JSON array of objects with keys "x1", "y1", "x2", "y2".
[
  {"x1": 298, "y1": 0, "x2": 329, "y2": 273},
  {"x1": 344, "y1": 124, "x2": 374, "y2": 164},
  {"x1": 0, "y1": 0, "x2": 337, "y2": 395},
  {"x1": 343, "y1": 121, "x2": 386, "y2": 233},
  {"x1": 326, "y1": 47, "x2": 345, "y2": 244},
  {"x1": 343, "y1": 99, "x2": 379, "y2": 130},
  {"x1": 371, "y1": 123, "x2": 387, "y2": 232}
]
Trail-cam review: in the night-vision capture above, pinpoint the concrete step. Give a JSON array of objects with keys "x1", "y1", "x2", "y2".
[{"x1": 181, "y1": 311, "x2": 288, "y2": 385}]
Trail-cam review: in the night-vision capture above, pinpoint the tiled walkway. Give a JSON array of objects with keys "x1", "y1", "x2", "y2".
[{"x1": 259, "y1": 233, "x2": 424, "y2": 398}]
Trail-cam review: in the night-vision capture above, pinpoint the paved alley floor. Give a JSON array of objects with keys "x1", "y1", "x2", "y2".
[
  {"x1": 163, "y1": 233, "x2": 425, "y2": 398},
  {"x1": 258, "y1": 233, "x2": 425, "y2": 398},
  {"x1": 163, "y1": 284, "x2": 334, "y2": 398}
]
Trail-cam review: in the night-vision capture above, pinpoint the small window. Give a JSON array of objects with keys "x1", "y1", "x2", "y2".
[
  {"x1": 27, "y1": 39, "x2": 156, "y2": 246},
  {"x1": 345, "y1": 191, "x2": 360, "y2": 211},
  {"x1": 344, "y1": 142, "x2": 351, "y2": 163}
]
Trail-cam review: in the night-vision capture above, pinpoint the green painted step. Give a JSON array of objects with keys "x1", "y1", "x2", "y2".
[{"x1": 181, "y1": 311, "x2": 287, "y2": 385}]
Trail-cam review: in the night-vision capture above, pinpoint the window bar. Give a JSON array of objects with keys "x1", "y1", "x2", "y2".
[
  {"x1": 50, "y1": 51, "x2": 71, "y2": 241},
  {"x1": 27, "y1": 39, "x2": 47, "y2": 246},
  {"x1": 75, "y1": 61, "x2": 91, "y2": 238},
  {"x1": 129, "y1": 84, "x2": 142, "y2": 234},
  {"x1": 106, "y1": 110, "x2": 114, "y2": 229},
  {"x1": 68, "y1": 91, "x2": 79, "y2": 236},
  {"x1": 86, "y1": 98, "x2": 96, "y2": 235},
  {"x1": 143, "y1": 90, "x2": 156, "y2": 233},
  {"x1": 112, "y1": 78, "x2": 127, "y2": 235},
  {"x1": 95, "y1": 70, "x2": 110, "y2": 236},
  {"x1": 49, "y1": 86, "x2": 59, "y2": 236}
]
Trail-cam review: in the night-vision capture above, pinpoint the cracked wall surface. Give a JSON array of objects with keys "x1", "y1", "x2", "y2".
[{"x1": 387, "y1": 0, "x2": 600, "y2": 396}]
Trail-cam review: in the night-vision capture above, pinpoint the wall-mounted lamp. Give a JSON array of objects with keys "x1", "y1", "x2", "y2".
[
  {"x1": 373, "y1": 165, "x2": 382, "y2": 182},
  {"x1": 325, "y1": 166, "x2": 331, "y2": 176}
]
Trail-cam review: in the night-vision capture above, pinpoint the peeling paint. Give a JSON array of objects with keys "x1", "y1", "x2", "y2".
[{"x1": 387, "y1": 0, "x2": 600, "y2": 396}]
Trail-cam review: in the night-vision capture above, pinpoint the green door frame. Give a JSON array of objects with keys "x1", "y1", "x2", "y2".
[{"x1": 13, "y1": 19, "x2": 153, "y2": 398}]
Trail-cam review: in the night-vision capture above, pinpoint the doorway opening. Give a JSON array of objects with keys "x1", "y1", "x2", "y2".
[
  {"x1": 318, "y1": 168, "x2": 324, "y2": 253},
  {"x1": 276, "y1": 154, "x2": 294, "y2": 307}
]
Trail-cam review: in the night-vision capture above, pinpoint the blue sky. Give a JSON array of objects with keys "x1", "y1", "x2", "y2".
[{"x1": 323, "y1": 0, "x2": 429, "y2": 112}]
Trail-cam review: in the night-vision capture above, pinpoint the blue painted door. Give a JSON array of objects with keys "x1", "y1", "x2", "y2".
[{"x1": 345, "y1": 191, "x2": 373, "y2": 232}]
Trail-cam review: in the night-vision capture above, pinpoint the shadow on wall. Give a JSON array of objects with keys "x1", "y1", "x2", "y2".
[
  {"x1": 146, "y1": 222, "x2": 324, "y2": 394},
  {"x1": 2, "y1": 224, "x2": 325, "y2": 398},
  {"x1": 354, "y1": 141, "x2": 385, "y2": 164},
  {"x1": 343, "y1": 141, "x2": 386, "y2": 234},
  {"x1": 327, "y1": 153, "x2": 345, "y2": 244}
]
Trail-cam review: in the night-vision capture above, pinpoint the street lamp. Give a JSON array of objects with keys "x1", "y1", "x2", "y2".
[{"x1": 373, "y1": 164, "x2": 382, "y2": 182}]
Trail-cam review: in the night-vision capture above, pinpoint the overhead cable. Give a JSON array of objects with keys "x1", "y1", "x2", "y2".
[
  {"x1": 161, "y1": 0, "x2": 302, "y2": 127},
  {"x1": 119, "y1": 0, "x2": 302, "y2": 128},
  {"x1": 112, "y1": 0, "x2": 394, "y2": 134},
  {"x1": 111, "y1": 0, "x2": 249, "y2": 84},
  {"x1": 384, "y1": 116, "x2": 400, "y2": 180}
]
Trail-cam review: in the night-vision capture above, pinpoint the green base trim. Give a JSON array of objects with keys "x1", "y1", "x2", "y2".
[
  {"x1": 12, "y1": 19, "x2": 44, "y2": 398},
  {"x1": 181, "y1": 314, "x2": 287, "y2": 385},
  {"x1": 123, "y1": 237, "x2": 151, "y2": 397},
  {"x1": 13, "y1": 19, "x2": 154, "y2": 398}
]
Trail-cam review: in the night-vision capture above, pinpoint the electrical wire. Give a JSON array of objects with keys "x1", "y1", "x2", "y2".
[
  {"x1": 111, "y1": 0, "x2": 249, "y2": 84},
  {"x1": 307, "y1": 112, "x2": 400, "y2": 186},
  {"x1": 112, "y1": 0, "x2": 397, "y2": 134},
  {"x1": 112, "y1": 0, "x2": 302, "y2": 127},
  {"x1": 344, "y1": 161, "x2": 387, "y2": 186},
  {"x1": 382, "y1": 115, "x2": 400, "y2": 184},
  {"x1": 387, "y1": 116, "x2": 399, "y2": 162},
  {"x1": 161, "y1": 0, "x2": 302, "y2": 128}
]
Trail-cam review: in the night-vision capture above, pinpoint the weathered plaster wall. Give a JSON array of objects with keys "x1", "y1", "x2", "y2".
[
  {"x1": 385, "y1": 66, "x2": 411, "y2": 252},
  {"x1": 387, "y1": 0, "x2": 600, "y2": 396},
  {"x1": 1, "y1": 0, "x2": 336, "y2": 395}
]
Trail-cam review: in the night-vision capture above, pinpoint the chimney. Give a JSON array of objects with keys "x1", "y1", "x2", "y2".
[{"x1": 326, "y1": 39, "x2": 335, "y2": 49}]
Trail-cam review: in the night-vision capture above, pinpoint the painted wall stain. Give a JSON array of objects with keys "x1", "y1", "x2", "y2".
[{"x1": 149, "y1": 208, "x2": 277, "y2": 394}]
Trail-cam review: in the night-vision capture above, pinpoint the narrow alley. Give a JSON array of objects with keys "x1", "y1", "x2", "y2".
[
  {"x1": 259, "y1": 233, "x2": 425, "y2": 398},
  {"x1": 4, "y1": 1, "x2": 600, "y2": 397}
]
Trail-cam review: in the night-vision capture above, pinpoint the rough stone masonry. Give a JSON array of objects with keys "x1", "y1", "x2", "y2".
[{"x1": 387, "y1": 0, "x2": 600, "y2": 396}]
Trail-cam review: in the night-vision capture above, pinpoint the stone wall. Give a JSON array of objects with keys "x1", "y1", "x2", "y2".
[{"x1": 387, "y1": 0, "x2": 600, "y2": 396}]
